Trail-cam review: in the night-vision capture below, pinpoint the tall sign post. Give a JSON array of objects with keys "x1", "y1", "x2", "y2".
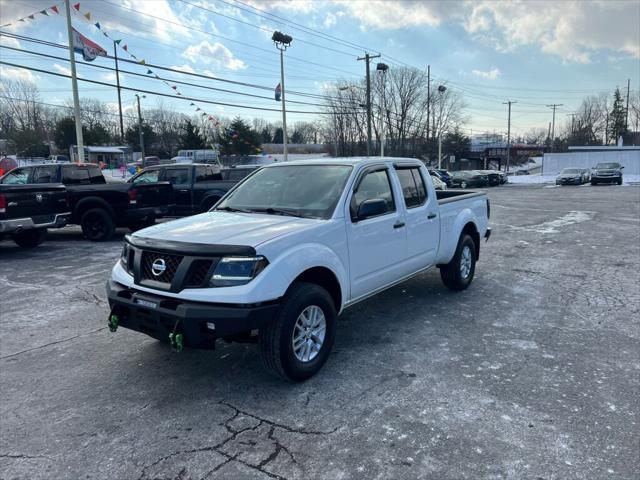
[{"x1": 64, "y1": 0, "x2": 84, "y2": 162}]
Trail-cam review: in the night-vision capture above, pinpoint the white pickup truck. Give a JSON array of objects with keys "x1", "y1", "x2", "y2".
[{"x1": 107, "y1": 158, "x2": 491, "y2": 381}]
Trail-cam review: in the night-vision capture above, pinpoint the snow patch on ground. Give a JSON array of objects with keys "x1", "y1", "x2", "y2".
[{"x1": 508, "y1": 174, "x2": 640, "y2": 185}]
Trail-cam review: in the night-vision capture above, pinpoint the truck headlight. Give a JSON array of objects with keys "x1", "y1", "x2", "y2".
[
  {"x1": 120, "y1": 243, "x2": 133, "y2": 274},
  {"x1": 209, "y1": 256, "x2": 269, "y2": 287}
]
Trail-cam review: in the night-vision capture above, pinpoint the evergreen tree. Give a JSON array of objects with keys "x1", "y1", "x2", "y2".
[
  {"x1": 609, "y1": 87, "x2": 627, "y2": 143},
  {"x1": 125, "y1": 123, "x2": 156, "y2": 151},
  {"x1": 178, "y1": 120, "x2": 205, "y2": 150},
  {"x1": 219, "y1": 117, "x2": 262, "y2": 155}
]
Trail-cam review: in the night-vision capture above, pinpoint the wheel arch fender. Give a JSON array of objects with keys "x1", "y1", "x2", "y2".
[
  {"x1": 200, "y1": 190, "x2": 227, "y2": 210},
  {"x1": 263, "y1": 243, "x2": 348, "y2": 312},
  {"x1": 439, "y1": 209, "x2": 479, "y2": 264},
  {"x1": 73, "y1": 196, "x2": 116, "y2": 222}
]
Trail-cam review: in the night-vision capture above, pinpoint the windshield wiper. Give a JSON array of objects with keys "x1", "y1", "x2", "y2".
[
  {"x1": 215, "y1": 206, "x2": 253, "y2": 213},
  {"x1": 253, "y1": 207, "x2": 305, "y2": 218}
]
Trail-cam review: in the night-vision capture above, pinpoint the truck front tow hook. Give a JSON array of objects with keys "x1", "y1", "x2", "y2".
[
  {"x1": 169, "y1": 333, "x2": 184, "y2": 353},
  {"x1": 108, "y1": 313, "x2": 119, "y2": 332}
]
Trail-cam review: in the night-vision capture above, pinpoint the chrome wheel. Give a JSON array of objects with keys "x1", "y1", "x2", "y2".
[
  {"x1": 292, "y1": 305, "x2": 326, "y2": 363},
  {"x1": 460, "y1": 245, "x2": 472, "y2": 279}
]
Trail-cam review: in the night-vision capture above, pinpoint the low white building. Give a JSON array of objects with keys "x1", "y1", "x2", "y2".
[{"x1": 542, "y1": 146, "x2": 640, "y2": 175}]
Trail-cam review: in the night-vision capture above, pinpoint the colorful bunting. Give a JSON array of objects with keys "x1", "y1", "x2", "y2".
[
  {"x1": 94, "y1": 22, "x2": 100, "y2": 29},
  {"x1": 114, "y1": 39, "x2": 121, "y2": 44},
  {"x1": 28, "y1": 14, "x2": 35, "y2": 20},
  {"x1": 84, "y1": 12, "x2": 91, "y2": 20},
  {"x1": 73, "y1": 3, "x2": 80, "y2": 11},
  {"x1": 40, "y1": 10, "x2": 49, "y2": 16},
  {"x1": 51, "y1": 5, "x2": 59, "y2": 14},
  {"x1": 138, "y1": 59, "x2": 145, "y2": 65}
]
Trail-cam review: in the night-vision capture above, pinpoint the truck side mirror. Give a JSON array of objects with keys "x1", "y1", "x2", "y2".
[
  {"x1": 620, "y1": 166, "x2": 624, "y2": 169},
  {"x1": 356, "y1": 198, "x2": 387, "y2": 221}
]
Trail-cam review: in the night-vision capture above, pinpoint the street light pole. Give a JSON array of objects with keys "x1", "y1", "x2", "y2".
[
  {"x1": 114, "y1": 40, "x2": 124, "y2": 142},
  {"x1": 437, "y1": 85, "x2": 446, "y2": 169},
  {"x1": 376, "y1": 63, "x2": 389, "y2": 157},
  {"x1": 272, "y1": 31, "x2": 292, "y2": 162},
  {"x1": 503, "y1": 100, "x2": 516, "y2": 173},
  {"x1": 64, "y1": 0, "x2": 84, "y2": 162},
  {"x1": 135, "y1": 94, "x2": 146, "y2": 167}
]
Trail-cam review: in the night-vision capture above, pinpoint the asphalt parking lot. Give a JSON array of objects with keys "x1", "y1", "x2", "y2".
[{"x1": 1, "y1": 184, "x2": 639, "y2": 480}]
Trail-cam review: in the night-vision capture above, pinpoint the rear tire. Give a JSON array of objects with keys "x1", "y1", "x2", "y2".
[
  {"x1": 617, "y1": 178, "x2": 623, "y2": 185},
  {"x1": 440, "y1": 234, "x2": 476, "y2": 291},
  {"x1": 81, "y1": 208, "x2": 115, "y2": 241},
  {"x1": 259, "y1": 282, "x2": 336, "y2": 382},
  {"x1": 12, "y1": 229, "x2": 47, "y2": 248},
  {"x1": 590, "y1": 180, "x2": 597, "y2": 186}
]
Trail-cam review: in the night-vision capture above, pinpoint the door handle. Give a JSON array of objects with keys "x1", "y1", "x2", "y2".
[
  {"x1": 179, "y1": 189, "x2": 189, "y2": 193},
  {"x1": 427, "y1": 212, "x2": 437, "y2": 219},
  {"x1": 393, "y1": 221, "x2": 405, "y2": 229}
]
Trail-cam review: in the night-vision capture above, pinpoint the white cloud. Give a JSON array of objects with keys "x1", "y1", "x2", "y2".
[
  {"x1": 183, "y1": 41, "x2": 247, "y2": 70},
  {"x1": 170, "y1": 64, "x2": 196, "y2": 74},
  {"x1": 333, "y1": 0, "x2": 458, "y2": 29},
  {"x1": 0, "y1": 35, "x2": 20, "y2": 49},
  {"x1": 245, "y1": 0, "x2": 316, "y2": 14},
  {"x1": 52, "y1": 64, "x2": 72, "y2": 76},
  {"x1": 471, "y1": 67, "x2": 501, "y2": 80},
  {"x1": 101, "y1": 72, "x2": 117, "y2": 82},
  {"x1": 0, "y1": 66, "x2": 38, "y2": 83}
]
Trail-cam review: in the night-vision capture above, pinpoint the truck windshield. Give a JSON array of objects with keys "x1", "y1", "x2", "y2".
[
  {"x1": 216, "y1": 165, "x2": 352, "y2": 219},
  {"x1": 595, "y1": 163, "x2": 620, "y2": 169}
]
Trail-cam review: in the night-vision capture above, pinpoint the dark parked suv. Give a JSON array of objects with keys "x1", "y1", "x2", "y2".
[{"x1": 591, "y1": 162, "x2": 623, "y2": 185}]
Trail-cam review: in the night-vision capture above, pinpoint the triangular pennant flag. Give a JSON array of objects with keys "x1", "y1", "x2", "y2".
[
  {"x1": 40, "y1": 10, "x2": 49, "y2": 16},
  {"x1": 176, "y1": 92, "x2": 182, "y2": 96},
  {"x1": 171, "y1": 85, "x2": 177, "y2": 90},
  {"x1": 202, "y1": 113, "x2": 207, "y2": 117},
  {"x1": 19, "y1": 18, "x2": 25, "y2": 22},
  {"x1": 196, "y1": 108, "x2": 201, "y2": 111},
  {"x1": 114, "y1": 39, "x2": 121, "y2": 44},
  {"x1": 94, "y1": 22, "x2": 100, "y2": 29},
  {"x1": 51, "y1": 5, "x2": 59, "y2": 14},
  {"x1": 102, "y1": 31, "x2": 108, "y2": 37},
  {"x1": 147, "y1": 69, "x2": 153, "y2": 75},
  {"x1": 154, "y1": 74, "x2": 160, "y2": 79},
  {"x1": 123, "y1": 45, "x2": 128, "y2": 51},
  {"x1": 190, "y1": 103, "x2": 195, "y2": 106},
  {"x1": 28, "y1": 14, "x2": 35, "y2": 20},
  {"x1": 138, "y1": 59, "x2": 145, "y2": 65},
  {"x1": 73, "y1": 3, "x2": 80, "y2": 11},
  {"x1": 84, "y1": 12, "x2": 91, "y2": 20}
]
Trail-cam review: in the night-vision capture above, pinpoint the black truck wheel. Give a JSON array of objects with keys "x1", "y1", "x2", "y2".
[
  {"x1": 440, "y1": 234, "x2": 476, "y2": 291},
  {"x1": 81, "y1": 208, "x2": 115, "y2": 241},
  {"x1": 12, "y1": 229, "x2": 47, "y2": 248},
  {"x1": 259, "y1": 282, "x2": 336, "y2": 382}
]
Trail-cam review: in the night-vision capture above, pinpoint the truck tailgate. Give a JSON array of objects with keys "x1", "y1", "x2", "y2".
[
  {"x1": 132, "y1": 182, "x2": 174, "y2": 208},
  {"x1": 0, "y1": 184, "x2": 68, "y2": 223}
]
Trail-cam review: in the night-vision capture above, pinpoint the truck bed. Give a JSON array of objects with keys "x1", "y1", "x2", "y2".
[{"x1": 436, "y1": 190, "x2": 485, "y2": 204}]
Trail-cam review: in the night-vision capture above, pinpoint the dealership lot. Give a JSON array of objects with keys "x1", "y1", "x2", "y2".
[{"x1": 1, "y1": 185, "x2": 639, "y2": 479}]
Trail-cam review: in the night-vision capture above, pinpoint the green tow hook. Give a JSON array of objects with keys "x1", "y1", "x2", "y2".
[
  {"x1": 169, "y1": 332, "x2": 184, "y2": 353},
  {"x1": 108, "y1": 314, "x2": 119, "y2": 332}
]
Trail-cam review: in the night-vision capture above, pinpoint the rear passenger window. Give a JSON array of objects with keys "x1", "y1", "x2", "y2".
[
  {"x1": 62, "y1": 167, "x2": 90, "y2": 184},
  {"x1": 195, "y1": 167, "x2": 223, "y2": 182},
  {"x1": 1, "y1": 168, "x2": 30, "y2": 184},
  {"x1": 165, "y1": 168, "x2": 189, "y2": 185},
  {"x1": 353, "y1": 169, "x2": 395, "y2": 215},
  {"x1": 33, "y1": 166, "x2": 57, "y2": 183},
  {"x1": 395, "y1": 167, "x2": 427, "y2": 208}
]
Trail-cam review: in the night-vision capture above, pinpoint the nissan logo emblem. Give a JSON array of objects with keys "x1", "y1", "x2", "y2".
[{"x1": 151, "y1": 258, "x2": 166, "y2": 276}]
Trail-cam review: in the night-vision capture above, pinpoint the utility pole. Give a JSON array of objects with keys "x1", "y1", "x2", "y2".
[
  {"x1": 358, "y1": 52, "x2": 381, "y2": 156},
  {"x1": 64, "y1": 0, "x2": 84, "y2": 162},
  {"x1": 135, "y1": 94, "x2": 145, "y2": 167},
  {"x1": 114, "y1": 40, "x2": 124, "y2": 142},
  {"x1": 625, "y1": 78, "x2": 630, "y2": 132},
  {"x1": 546, "y1": 103, "x2": 563, "y2": 152},
  {"x1": 426, "y1": 65, "x2": 430, "y2": 160},
  {"x1": 503, "y1": 100, "x2": 516, "y2": 173},
  {"x1": 376, "y1": 63, "x2": 389, "y2": 157}
]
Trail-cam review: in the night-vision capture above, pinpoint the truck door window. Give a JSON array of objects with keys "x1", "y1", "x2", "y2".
[
  {"x1": 352, "y1": 169, "x2": 395, "y2": 216},
  {"x1": 395, "y1": 167, "x2": 427, "y2": 208},
  {"x1": 195, "y1": 166, "x2": 222, "y2": 182},
  {"x1": 133, "y1": 169, "x2": 159, "y2": 184},
  {"x1": 62, "y1": 166, "x2": 90, "y2": 184},
  {"x1": 33, "y1": 165, "x2": 57, "y2": 183},
  {"x1": 165, "y1": 168, "x2": 189, "y2": 185},
  {"x1": 1, "y1": 168, "x2": 29, "y2": 184},
  {"x1": 88, "y1": 167, "x2": 106, "y2": 184}
]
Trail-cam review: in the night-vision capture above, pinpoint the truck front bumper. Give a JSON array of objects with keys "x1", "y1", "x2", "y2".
[
  {"x1": 0, "y1": 212, "x2": 71, "y2": 234},
  {"x1": 106, "y1": 280, "x2": 280, "y2": 349}
]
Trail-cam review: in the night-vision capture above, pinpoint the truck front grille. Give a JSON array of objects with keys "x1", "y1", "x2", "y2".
[{"x1": 141, "y1": 251, "x2": 183, "y2": 284}]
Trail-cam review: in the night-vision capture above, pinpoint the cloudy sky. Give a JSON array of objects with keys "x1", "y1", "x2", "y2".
[{"x1": 1, "y1": 0, "x2": 639, "y2": 138}]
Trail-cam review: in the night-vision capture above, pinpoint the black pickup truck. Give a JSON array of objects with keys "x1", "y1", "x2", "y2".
[
  {"x1": 0, "y1": 183, "x2": 70, "y2": 247},
  {"x1": 129, "y1": 164, "x2": 258, "y2": 216},
  {"x1": 0, "y1": 163, "x2": 173, "y2": 241}
]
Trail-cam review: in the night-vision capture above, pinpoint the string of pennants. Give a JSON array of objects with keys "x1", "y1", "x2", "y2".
[
  {"x1": 72, "y1": 3, "x2": 263, "y2": 153},
  {"x1": 1, "y1": 3, "x2": 62, "y2": 28}
]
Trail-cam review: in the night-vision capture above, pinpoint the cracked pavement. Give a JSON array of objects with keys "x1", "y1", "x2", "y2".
[{"x1": 1, "y1": 185, "x2": 639, "y2": 479}]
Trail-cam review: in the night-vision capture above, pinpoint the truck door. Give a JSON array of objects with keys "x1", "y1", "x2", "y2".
[
  {"x1": 163, "y1": 167, "x2": 191, "y2": 215},
  {"x1": 346, "y1": 166, "x2": 408, "y2": 301},
  {"x1": 394, "y1": 166, "x2": 440, "y2": 271}
]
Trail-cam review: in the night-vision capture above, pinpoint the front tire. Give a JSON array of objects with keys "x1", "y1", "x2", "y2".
[
  {"x1": 80, "y1": 208, "x2": 115, "y2": 241},
  {"x1": 12, "y1": 229, "x2": 47, "y2": 248},
  {"x1": 259, "y1": 282, "x2": 337, "y2": 382},
  {"x1": 591, "y1": 180, "x2": 597, "y2": 186},
  {"x1": 617, "y1": 178, "x2": 622, "y2": 185},
  {"x1": 440, "y1": 234, "x2": 476, "y2": 291}
]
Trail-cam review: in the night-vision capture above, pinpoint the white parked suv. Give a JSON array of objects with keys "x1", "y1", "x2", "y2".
[{"x1": 107, "y1": 157, "x2": 491, "y2": 381}]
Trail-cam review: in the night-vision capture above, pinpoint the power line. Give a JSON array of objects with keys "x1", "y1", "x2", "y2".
[{"x1": 0, "y1": 60, "x2": 363, "y2": 115}]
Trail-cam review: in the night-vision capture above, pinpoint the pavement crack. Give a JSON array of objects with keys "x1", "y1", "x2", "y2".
[
  {"x1": 0, "y1": 327, "x2": 108, "y2": 360},
  {"x1": 0, "y1": 453, "x2": 50, "y2": 460},
  {"x1": 75, "y1": 286, "x2": 107, "y2": 306}
]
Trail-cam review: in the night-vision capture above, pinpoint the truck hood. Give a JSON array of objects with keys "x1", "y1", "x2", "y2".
[{"x1": 134, "y1": 211, "x2": 322, "y2": 247}]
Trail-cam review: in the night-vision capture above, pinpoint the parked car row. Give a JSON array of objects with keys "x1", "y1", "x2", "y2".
[
  {"x1": 0, "y1": 162, "x2": 258, "y2": 245},
  {"x1": 556, "y1": 163, "x2": 624, "y2": 186}
]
